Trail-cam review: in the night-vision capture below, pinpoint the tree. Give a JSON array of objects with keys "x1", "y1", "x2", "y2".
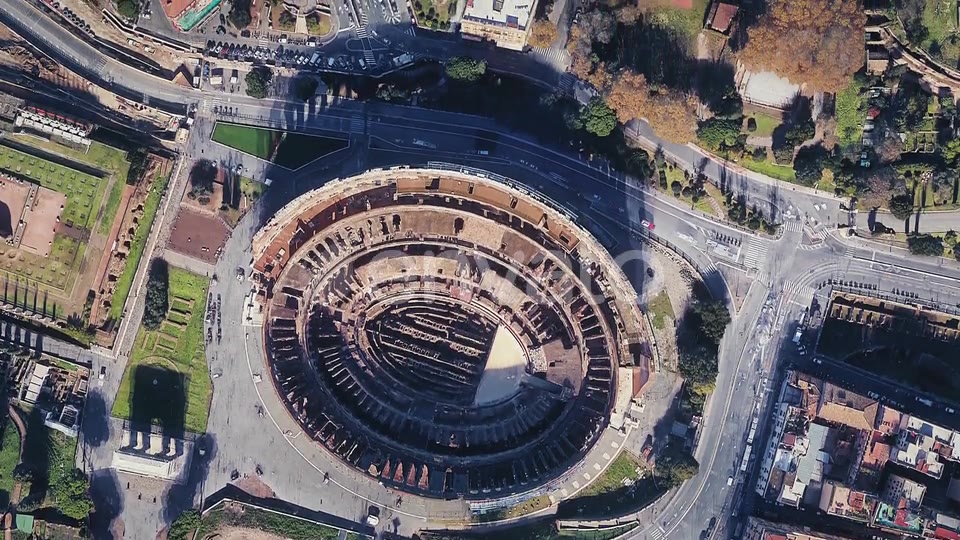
[
  {"x1": 244, "y1": 67, "x2": 272, "y2": 99},
  {"x1": 793, "y1": 145, "x2": 828, "y2": 186},
  {"x1": 606, "y1": 71, "x2": 697, "y2": 143},
  {"x1": 655, "y1": 444, "x2": 700, "y2": 488},
  {"x1": 229, "y1": 0, "x2": 252, "y2": 28},
  {"x1": 945, "y1": 230, "x2": 958, "y2": 247},
  {"x1": 692, "y1": 300, "x2": 731, "y2": 346},
  {"x1": 53, "y1": 468, "x2": 92, "y2": 520},
  {"x1": 581, "y1": 97, "x2": 617, "y2": 137},
  {"x1": 445, "y1": 57, "x2": 487, "y2": 82},
  {"x1": 941, "y1": 138, "x2": 960, "y2": 167},
  {"x1": 908, "y1": 234, "x2": 944, "y2": 256},
  {"x1": 888, "y1": 193, "x2": 915, "y2": 221},
  {"x1": 895, "y1": 86, "x2": 931, "y2": 131},
  {"x1": 528, "y1": 20, "x2": 558, "y2": 48},
  {"x1": 142, "y1": 258, "x2": 169, "y2": 330},
  {"x1": 116, "y1": 0, "x2": 139, "y2": 19},
  {"x1": 738, "y1": 0, "x2": 863, "y2": 93},
  {"x1": 696, "y1": 118, "x2": 742, "y2": 151},
  {"x1": 772, "y1": 144, "x2": 795, "y2": 164},
  {"x1": 188, "y1": 160, "x2": 216, "y2": 198},
  {"x1": 294, "y1": 77, "x2": 320, "y2": 102}
]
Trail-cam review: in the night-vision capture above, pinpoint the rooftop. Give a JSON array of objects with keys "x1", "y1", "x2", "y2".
[{"x1": 463, "y1": 0, "x2": 533, "y2": 31}]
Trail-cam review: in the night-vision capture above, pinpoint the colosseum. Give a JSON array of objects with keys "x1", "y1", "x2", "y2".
[{"x1": 249, "y1": 167, "x2": 650, "y2": 499}]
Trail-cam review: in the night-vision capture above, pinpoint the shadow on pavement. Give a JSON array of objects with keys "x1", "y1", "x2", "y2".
[{"x1": 161, "y1": 433, "x2": 217, "y2": 523}]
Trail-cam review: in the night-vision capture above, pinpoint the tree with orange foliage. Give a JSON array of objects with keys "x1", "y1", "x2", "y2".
[
  {"x1": 605, "y1": 70, "x2": 697, "y2": 144},
  {"x1": 739, "y1": 0, "x2": 863, "y2": 93},
  {"x1": 528, "y1": 20, "x2": 559, "y2": 48}
]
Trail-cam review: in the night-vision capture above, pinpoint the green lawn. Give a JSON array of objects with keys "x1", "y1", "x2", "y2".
[
  {"x1": 899, "y1": 0, "x2": 960, "y2": 66},
  {"x1": 211, "y1": 122, "x2": 280, "y2": 160},
  {"x1": 740, "y1": 156, "x2": 797, "y2": 182},
  {"x1": 200, "y1": 505, "x2": 342, "y2": 540},
  {"x1": 645, "y1": 0, "x2": 709, "y2": 47},
  {"x1": 835, "y1": 76, "x2": 866, "y2": 150},
  {"x1": 109, "y1": 170, "x2": 170, "y2": 322},
  {"x1": 413, "y1": 0, "x2": 452, "y2": 29},
  {"x1": 0, "y1": 421, "x2": 21, "y2": 508},
  {"x1": 578, "y1": 452, "x2": 642, "y2": 498},
  {"x1": 8, "y1": 135, "x2": 134, "y2": 236},
  {"x1": 239, "y1": 176, "x2": 267, "y2": 201},
  {"x1": 0, "y1": 146, "x2": 106, "y2": 230},
  {"x1": 648, "y1": 290, "x2": 674, "y2": 330},
  {"x1": 744, "y1": 112, "x2": 781, "y2": 138},
  {"x1": 112, "y1": 267, "x2": 211, "y2": 433}
]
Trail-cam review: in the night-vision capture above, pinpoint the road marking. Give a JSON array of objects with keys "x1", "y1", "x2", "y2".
[{"x1": 740, "y1": 237, "x2": 766, "y2": 270}]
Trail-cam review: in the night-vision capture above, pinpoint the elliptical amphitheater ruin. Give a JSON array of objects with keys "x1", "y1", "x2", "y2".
[{"x1": 250, "y1": 167, "x2": 650, "y2": 499}]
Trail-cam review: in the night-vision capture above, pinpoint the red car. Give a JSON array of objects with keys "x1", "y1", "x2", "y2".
[{"x1": 641, "y1": 219, "x2": 655, "y2": 230}]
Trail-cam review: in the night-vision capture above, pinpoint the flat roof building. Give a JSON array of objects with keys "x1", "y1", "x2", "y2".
[{"x1": 460, "y1": 0, "x2": 537, "y2": 50}]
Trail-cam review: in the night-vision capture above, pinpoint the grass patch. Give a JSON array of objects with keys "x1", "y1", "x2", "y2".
[
  {"x1": 212, "y1": 123, "x2": 347, "y2": 169},
  {"x1": 744, "y1": 112, "x2": 781, "y2": 138},
  {"x1": 200, "y1": 504, "x2": 342, "y2": 540},
  {"x1": 19, "y1": 413, "x2": 81, "y2": 518},
  {"x1": 740, "y1": 156, "x2": 797, "y2": 182},
  {"x1": 108, "y1": 169, "x2": 170, "y2": 322},
  {"x1": 211, "y1": 123, "x2": 279, "y2": 160},
  {"x1": 111, "y1": 267, "x2": 210, "y2": 433},
  {"x1": 647, "y1": 290, "x2": 674, "y2": 330},
  {"x1": 0, "y1": 232, "x2": 85, "y2": 290},
  {"x1": 643, "y1": 0, "x2": 709, "y2": 48},
  {"x1": 899, "y1": 0, "x2": 960, "y2": 67},
  {"x1": 578, "y1": 452, "x2": 643, "y2": 498},
  {"x1": 273, "y1": 133, "x2": 348, "y2": 169},
  {"x1": 239, "y1": 176, "x2": 266, "y2": 201},
  {"x1": 306, "y1": 13, "x2": 331, "y2": 35},
  {"x1": 0, "y1": 421, "x2": 22, "y2": 508},
  {"x1": 7, "y1": 135, "x2": 134, "y2": 236},
  {"x1": 835, "y1": 75, "x2": 866, "y2": 149},
  {"x1": 0, "y1": 146, "x2": 105, "y2": 231}
]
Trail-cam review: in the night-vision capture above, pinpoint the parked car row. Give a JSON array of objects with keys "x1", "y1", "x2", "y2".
[{"x1": 203, "y1": 40, "x2": 380, "y2": 71}]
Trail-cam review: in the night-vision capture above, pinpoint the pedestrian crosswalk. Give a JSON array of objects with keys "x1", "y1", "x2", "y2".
[
  {"x1": 649, "y1": 526, "x2": 666, "y2": 540},
  {"x1": 787, "y1": 280, "x2": 816, "y2": 305},
  {"x1": 741, "y1": 237, "x2": 766, "y2": 270},
  {"x1": 404, "y1": 25, "x2": 416, "y2": 36},
  {"x1": 798, "y1": 243, "x2": 825, "y2": 252},
  {"x1": 784, "y1": 220, "x2": 803, "y2": 233},
  {"x1": 530, "y1": 46, "x2": 569, "y2": 67},
  {"x1": 348, "y1": 115, "x2": 366, "y2": 134},
  {"x1": 558, "y1": 73, "x2": 576, "y2": 92},
  {"x1": 356, "y1": 25, "x2": 369, "y2": 39}
]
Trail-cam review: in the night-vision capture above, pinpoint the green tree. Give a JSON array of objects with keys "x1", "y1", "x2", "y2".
[
  {"x1": 168, "y1": 510, "x2": 202, "y2": 540},
  {"x1": 696, "y1": 118, "x2": 742, "y2": 151},
  {"x1": 941, "y1": 138, "x2": 960, "y2": 167},
  {"x1": 445, "y1": 57, "x2": 486, "y2": 82},
  {"x1": 294, "y1": 77, "x2": 320, "y2": 102},
  {"x1": 245, "y1": 67, "x2": 272, "y2": 99},
  {"x1": 907, "y1": 234, "x2": 944, "y2": 256},
  {"x1": 888, "y1": 193, "x2": 914, "y2": 221},
  {"x1": 229, "y1": 0, "x2": 253, "y2": 28},
  {"x1": 678, "y1": 345, "x2": 718, "y2": 394},
  {"x1": 793, "y1": 145, "x2": 828, "y2": 186},
  {"x1": 580, "y1": 97, "x2": 617, "y2": 137},
  {"x1": 116, "y1": 0, "x2": 140, "y2": 19},
  {"x1": 142, "y1": 258, "x2": 169, "y2": 330},
  {"x1": 655, "y1": 444, "x2": 700, "y2": 488},
  {"x1": 53, "y1": 468, "x2": 92, "y2": 520},
  {"x1": 692, "y1": 300, "x2": 731, "y2": 346}
]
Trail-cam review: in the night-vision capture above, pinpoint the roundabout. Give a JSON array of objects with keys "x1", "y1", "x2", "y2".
[{"x1": 248, "y1": 167, "x2": 651, "y2": 500}]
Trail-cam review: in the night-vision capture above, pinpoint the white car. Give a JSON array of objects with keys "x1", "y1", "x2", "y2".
[
  {"x1": 98, "y1": 366, "x2": 106, "y2": 380},
  {"x1": 640, "y1": 220, "x2": 655, "y2": 230},
  {"x1": 947, "y1": 407, "x2": 956, "y2": 414}
]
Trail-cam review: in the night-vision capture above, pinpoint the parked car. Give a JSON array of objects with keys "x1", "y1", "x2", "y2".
[{"x1": 99, "y1": 366, "x2": 106, "y2": 380}]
